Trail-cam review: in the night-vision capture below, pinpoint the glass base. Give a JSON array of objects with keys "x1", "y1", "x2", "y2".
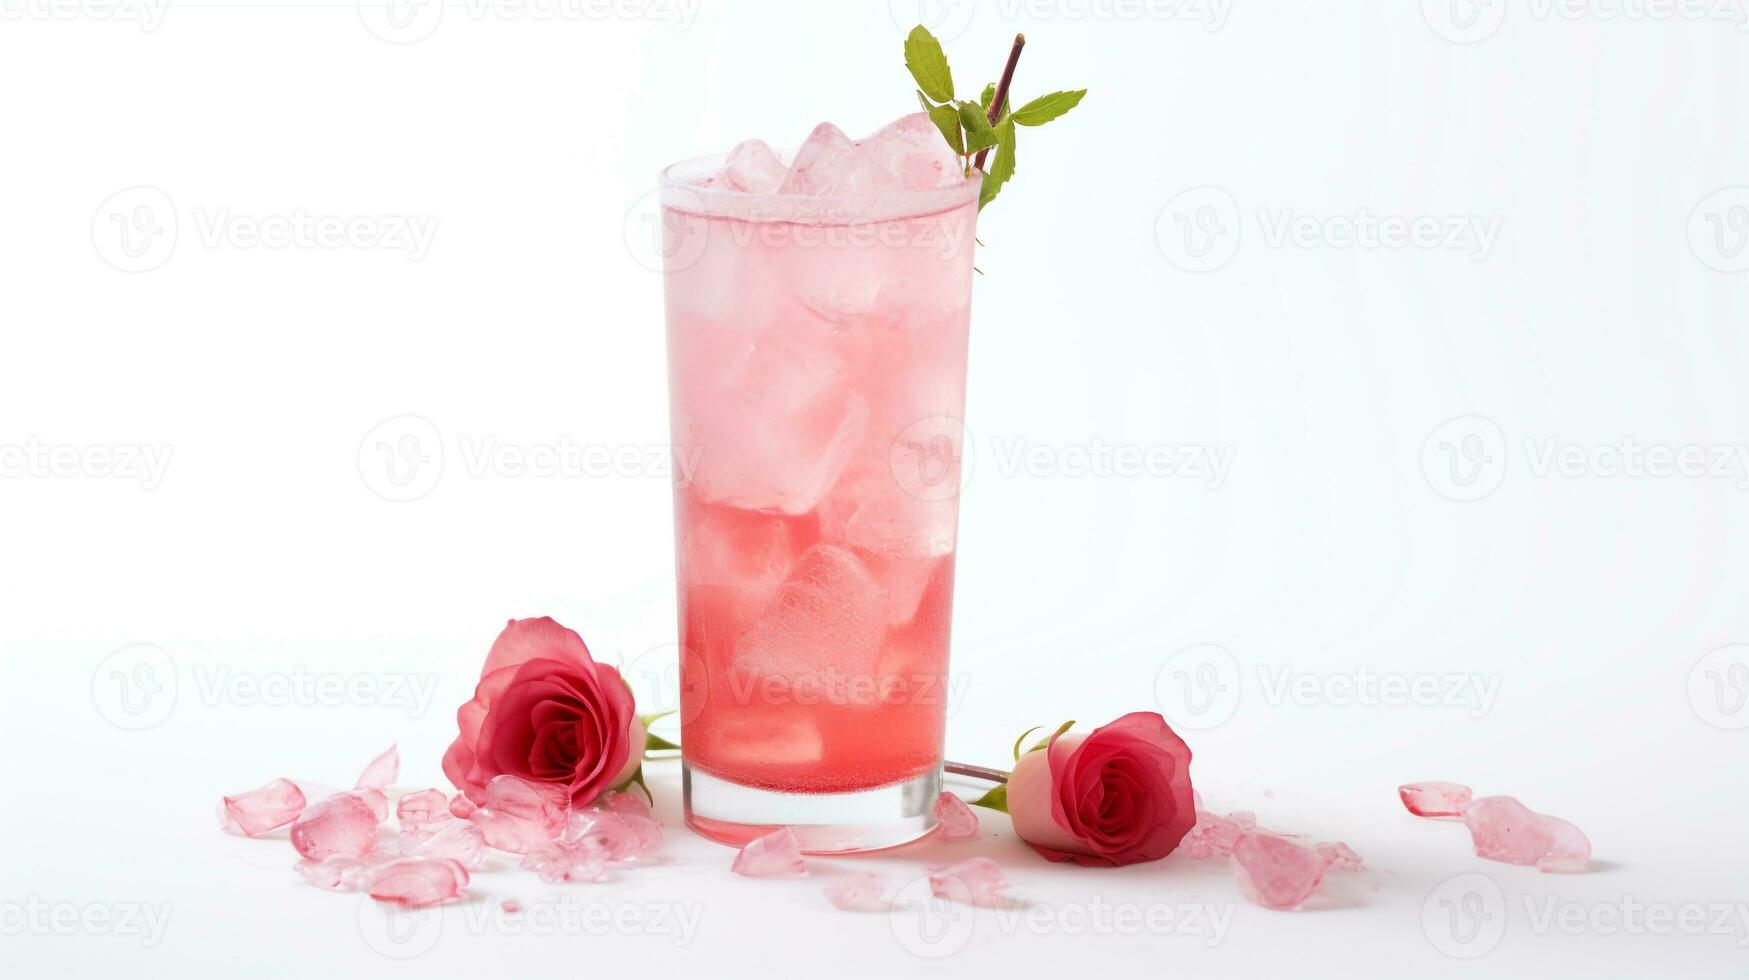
[{"x1": 683, "y1": 764, "x2": 940, "y2": 853}]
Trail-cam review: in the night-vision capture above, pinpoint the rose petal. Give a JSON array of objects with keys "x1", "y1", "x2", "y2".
[
  {"x1": 355, "y1": 744, "x2": 399, "y2": 790},
  {"x1": 1399, "y1": 781, "x2": 1474, "y2": 818},
  {"x1": 933, "y1": 792, "x2": 979, "y2": 842},
  {"x1": 396, "y1": 788, "x2": 452, "y2": 831},
  {"x1": 398, "y1": 819, "x2": 487, "y2": 870},
  {"x1": 1182, "y1": 806, "x2": 1257, "y2": 859},
  {"x1": 480, "y1": 616, "x2": 595, "y2": 679},
  {"x1": 221, "y1": 778, "x2": 307, "y2": 837},
  {"x1": 928, "y1": 857, "x2": 1007, "y2": 907},
  {"x1": 731, "y1": 828, "x2": 807, "y2": 878},
  {"x1": 469, "y1": 774, "x2": 567, "y2": 854},
  {"x1": 368, "y1": 859, "x2": 469, "y2": 907}
]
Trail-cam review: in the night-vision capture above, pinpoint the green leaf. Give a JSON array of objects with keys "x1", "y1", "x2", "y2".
[
  {"x1": 1023, "y1": 719, "x2": 1074, "y2": 755},
  {"x1": 958, "y1": 102, "x2": 998, "y2": 154},
  {"x1": 969, "y1": 784, "x2": 1008, "y2": 813},
  {"x1": 925, "y1": 100, "x2": 964, "y2": 157},
  {"x1": 643, "y1": 731, "x2": 681, "y2": 754},
  {"x1": 979, "y1": 82, "x2": 996, "y2": 110},
  {"x1": 1010, "y1": 725, "x2": 1043, "y2": 762},
  {"x1": 638, "y1": 710, "x2": 674, "y2": 728},
  {"x1": 904, "y1": 26, "x2": 955, "y2": 104},
  {"x1": 1012, "y1": 89, "x2": 1086, "y2": 127},
  {"x1": 978, "y1": 117, "x2": 1016, "y2": 209}
]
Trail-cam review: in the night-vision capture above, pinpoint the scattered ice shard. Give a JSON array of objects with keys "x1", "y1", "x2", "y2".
[
  {"x1": 1315, "y1": 841, "x2": 1365, "y2": 872},
  {"x1": 720, "y1": 139, "x2": 787, "y2": 194},
  {"x1": 368, "y1": 859, "x2": 470, "y2": 907},
  {"x1": 398, "y1": 819, "x2": 487, "y2": 870},
  {"x1": 522, "y1": 837, "x2": 610, "y2": 884},
  {"x1": 603, "y1": 792, "x2": 664, "y2": 853},
  {"x1": 222, "y1": 778, "x2": 307, "y2": 837},
  {"x1": 469, "y1": 774, "x2": 567, "y2": 854},
  {"x1": 731, "y1": 827, "x2": 807, "y2": 878},
  {"x1": 1461, "y1": 796, "x2": 1591, "y2": 872},
  {"x1": 824, "y1": 872, "x2": 888, "y2": 912},
  {"x1": 1182, "y1": 806, "x2": 1258, "y2": 859},
  {"x1": 290, "y1": 793, "x2": 381, "y2": 862},
  {"x1": 1399, "y1": 781, "x2": 1473, "y2": 818},
  {"x1": 294, "y1": 856, "x2": 378, "y2": 891},
  {"x1": 928, "y1": 857, "x2": 1008, "y2": 908},
  {"x1": 1232, "y1": 833, "x2": 1327, "y2": 911},
  {"x1": 448, "y1": 793, "x2": 478, "y2": 820},
  {"x1": 934, "y1": 792, "x2": 979, "y2": 842},
  {"x1": 733, "y1": 545, "x2": 887, "y2": 683},
  {"x1": 396, "y1": 788, "x2": 452, "y2": 831},
  {"x1": 352, "y1": 788, "x2": 390, "y2": 822},
  {"x1": 355, "y1": 745, "x2": 399, "y2": 791}
]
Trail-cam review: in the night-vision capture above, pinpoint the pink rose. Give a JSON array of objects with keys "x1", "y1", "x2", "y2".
[
  {"x1": 442, "y1": 617, "x2": 646, "y2": 807},
  {"x1": 1005, "y1": 712, "x2": 1196, "y2": 867}
]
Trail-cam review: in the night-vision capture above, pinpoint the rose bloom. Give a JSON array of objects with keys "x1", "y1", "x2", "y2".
[
  {"x1": 443, "y1": 617, "x2": 646, "y2": 807},
  {"x1": 1005, "y1": 712, "x2": 1196, "y2": 867}
]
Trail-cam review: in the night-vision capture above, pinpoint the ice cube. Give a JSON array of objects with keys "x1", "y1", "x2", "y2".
[
  {"x1": 845, "y1": 489, "x2": 957, "y2": 560},
  {"x1": 864, "y1": 552, "x2": 940, "y2": 626},
  {"x1": 823, "y1": 872, "x2": 887, "y2": 911},
  {"x1": 679, "y1": 499, "x2": 803, "y2": 597},
  {"x1": 682, "y1": 332, "x2": 868, "y2": 514},
  {"x1": 934, "y1": 792, "x2": 979, "y2": 842},
  {"x1": 928, "y1": 857, "x2": 1008, "y2": 907},
  {"x1": 1461, "y1": 796, "x2": 1591, "y2": 872},
  {"x1": 720, "y1": 139, "x2": 787, "y2": 194},
  {"x1": 861, "y1": 113, "x2": 964, "y2": 191},
  {"x1": 778, "y1": 123, "x2": 865, "y2": 196},
  {"x1": 733, "y1": 545, "x2": 887, "y2": 682}
]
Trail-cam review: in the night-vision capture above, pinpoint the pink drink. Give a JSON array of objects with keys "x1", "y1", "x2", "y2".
[{"x1": 660, "y1": 117, "x2": 977, "y2": 849}]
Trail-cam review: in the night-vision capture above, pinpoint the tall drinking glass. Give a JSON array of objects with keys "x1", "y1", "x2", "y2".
[{"x1": 660, "y1": 155, "x2": 979, "y2": 852}]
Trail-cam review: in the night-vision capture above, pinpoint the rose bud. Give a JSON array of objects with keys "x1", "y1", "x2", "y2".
[
  {"x1": 442, "y1": 617, "x2": 647, "y2": 808},
  {"x1": 1004, "y1": 712, "x2": 1196, "y2": 867}
]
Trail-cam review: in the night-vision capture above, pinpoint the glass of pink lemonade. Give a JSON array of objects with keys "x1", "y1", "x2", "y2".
[{"x1": 661, "y1": 115, "x2": 978, "y2": 851}]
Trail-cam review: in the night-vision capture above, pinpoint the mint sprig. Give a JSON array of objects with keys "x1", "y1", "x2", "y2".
[{"x1": 903, "y1": 25, "x2": 1085, "y2": 211}]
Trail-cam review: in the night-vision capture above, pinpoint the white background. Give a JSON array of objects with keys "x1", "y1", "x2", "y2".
[{"x1": 3, "y1": 0, "x2": 1747, "y2": 976}]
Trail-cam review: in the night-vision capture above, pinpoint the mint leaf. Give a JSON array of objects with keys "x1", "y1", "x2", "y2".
[
  {"x1": 978, "y1": 116, "x2": 1016, "y2": 209},
  {"x1": 1012, "y1": 89, "x2": 1086, "y2": 126},
  {"x1": 904, "y1": 26, "x2": 955, "y2": 104},
  {"x1": 980, "y1": 82, "x2": 996, "y2": 110},
  {"x1": 925, "y1": 101, "x2": 964, "y2": 156},
  {"x1": 969, "y1": 784, "x2": 1009, "y2": 813},
  {"x1": 958, "y1": 101, "x2": 999, "y2": 154}
]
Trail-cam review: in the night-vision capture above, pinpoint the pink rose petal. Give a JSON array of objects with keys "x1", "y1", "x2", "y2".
[
  {"x1": 928, "y1": 857, "x2": 1008, "y2": 908},
  {"x1": 1232, "y1": 833, "x2": 1327, "y2": 911},
  {"x1": 222, "y1": 778, "x2": 307, "y2": 837},
  {"x1": 731, "y1": 828, "x2": 807, "y2": 878},
  {"x1": 367, "y1": 859, "x2": 469, "y2": 907},
  {"x1": 448, "y1": 793, "x2": 478, "y2": 820},
  {"x1": 1182, "y1": 807, "x2": 1258, "y2": 859},
  {"x1": 933, "y1": 792, "x2": 979, "y2": 842},
  {"x1": 290, "y1": 793, "x2": 381, "y2": 861},
  {"x1": 824, "y1": 872, "x2": 887, "y2": 911},
  {"x1": 396, "y1": 789, "x2": 452, "y2": 831},
  {"x1": 1399, "y1": 781, "x2": 1473, "y2": 818},
  {"x1": 355, "y1": 744, "x2": 399, "y2": 791},
  {"x1": 469, "y1": 774, "x2": 567, "y2": 854},
  {"x1": 1462, "y1": 796, "x2": 1591, "y2": 872},
  {"x1": 565, "y1": 809, "x2": 651, "y2": 863}
]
